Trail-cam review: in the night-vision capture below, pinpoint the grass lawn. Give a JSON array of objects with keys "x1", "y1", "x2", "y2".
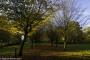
[{"x1": 1, "y1": 43, "x2": 90, "y2": 60}]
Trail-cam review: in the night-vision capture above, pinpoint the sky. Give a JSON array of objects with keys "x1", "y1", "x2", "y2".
[{"x1": 77, "y1": 0, "x2": 90, "y2": 28}]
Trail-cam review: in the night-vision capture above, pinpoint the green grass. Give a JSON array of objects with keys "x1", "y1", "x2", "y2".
[
  {"x1": 0, "y1": 42, "x2": 31, "y2": 55},
  {"x1": 1, "y1": 43, "x2": 90, "y2": 57},
  {"x1": 1, "y1": 43, "x2": 90, "y2": 60},
  {"x1": 67, "y1": 44, "x2": 90, "y2": 50},
  {"x1": 0, "y1": 45, "x2": 19, "y2": 55}
]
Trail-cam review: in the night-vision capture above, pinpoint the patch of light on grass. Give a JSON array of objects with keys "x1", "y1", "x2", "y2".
[{"x1": 80, "y1": 50, "x2": 90, "y2": 56}]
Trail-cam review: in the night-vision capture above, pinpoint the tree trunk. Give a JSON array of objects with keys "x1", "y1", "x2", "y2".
[
  {"x1": 18, "y1": 31, "x2": 27, "y2": 56},
  {"x1": 31, "y1": 40, "x2": 34, "y2": 49},
  {"x1": 55, "y1": 40, "x2": 58, "y2": 47},
  {"x1": 64, "y1": 41, "x2": 66, "y2": 49},
  {"x1": 51, "y1": 40, "x2": 54, "y2": 47}
]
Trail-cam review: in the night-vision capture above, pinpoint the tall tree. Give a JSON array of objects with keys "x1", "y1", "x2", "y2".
[
  {"x1": 83, "y1": 27, "x2": 90, "y2": 42},
  {"x1": 53, "y1": 0, "x2": 89, "y2": 48},
  {"x1": 0, "y1": 0, "x2": 55, "y2": 56},
  {"x1": 66, "y1": 21, "x2": 82, "y2": 43},
  {"x1": 47, "y1": 24, "x2": 59, "y2": 47}
]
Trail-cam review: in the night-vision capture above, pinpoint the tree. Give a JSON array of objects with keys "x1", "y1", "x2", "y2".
[
  {"x1": 83, "y1": 27, "x2": 90, "y2": 43},
  {"x1": 66, "y1": 21, "x2": 83, "y2": 43},
  {"x1": 0, "y1": 0, "x2": 55, "y2": 56},
  {"x1": 47, "y1": 24, "x2": 59, "y2": 47},
  {"x1": 0, "y1": 16, "x2": 10, "y2": 29},
  {"x1": 0, "y1": 15, "x2": 22, "y2": 45},
  {"x1": 53, "y1": 0, "x2": 88, "y2": 48},
  {"x1": 0, "y1": 29, "x2": 11, "y2": 46},
  {"x1": 30, "y1": 28, "x2": 43, "y2": 48}
]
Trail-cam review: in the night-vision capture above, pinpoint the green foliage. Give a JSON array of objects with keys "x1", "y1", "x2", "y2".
[
  {"x1": 0, "y1": 29, "x2": 12, "y2": 45},
  {"x1": 54, "y1": 21, "x2": 83, "y2": 43},
  {"x1": 0, "y1": 16, "x2": 9, "y2": 29},
  {"x1": 0, "y1": 0, "x2": 54, "y2": 55},
  {"x1": 83, "y1": 27, "x2": 90, "y2": 42},
  {"x1": 46, "y1": 24, "x2": 59, "y2": 47},
  {"x1": 0, "y1": 29, "x2": 21, "y2": 45},
  {"x1": 66, "y1": 21, "x2": 83, "y2": 43},
  {"x1": 31, "y1": 30, "x2": 42, "y2": 43}
]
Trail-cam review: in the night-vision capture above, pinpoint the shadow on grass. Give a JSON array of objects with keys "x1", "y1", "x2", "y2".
[{"x1": 22, "y1": 55, "x2": 90, "y2": 60}]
